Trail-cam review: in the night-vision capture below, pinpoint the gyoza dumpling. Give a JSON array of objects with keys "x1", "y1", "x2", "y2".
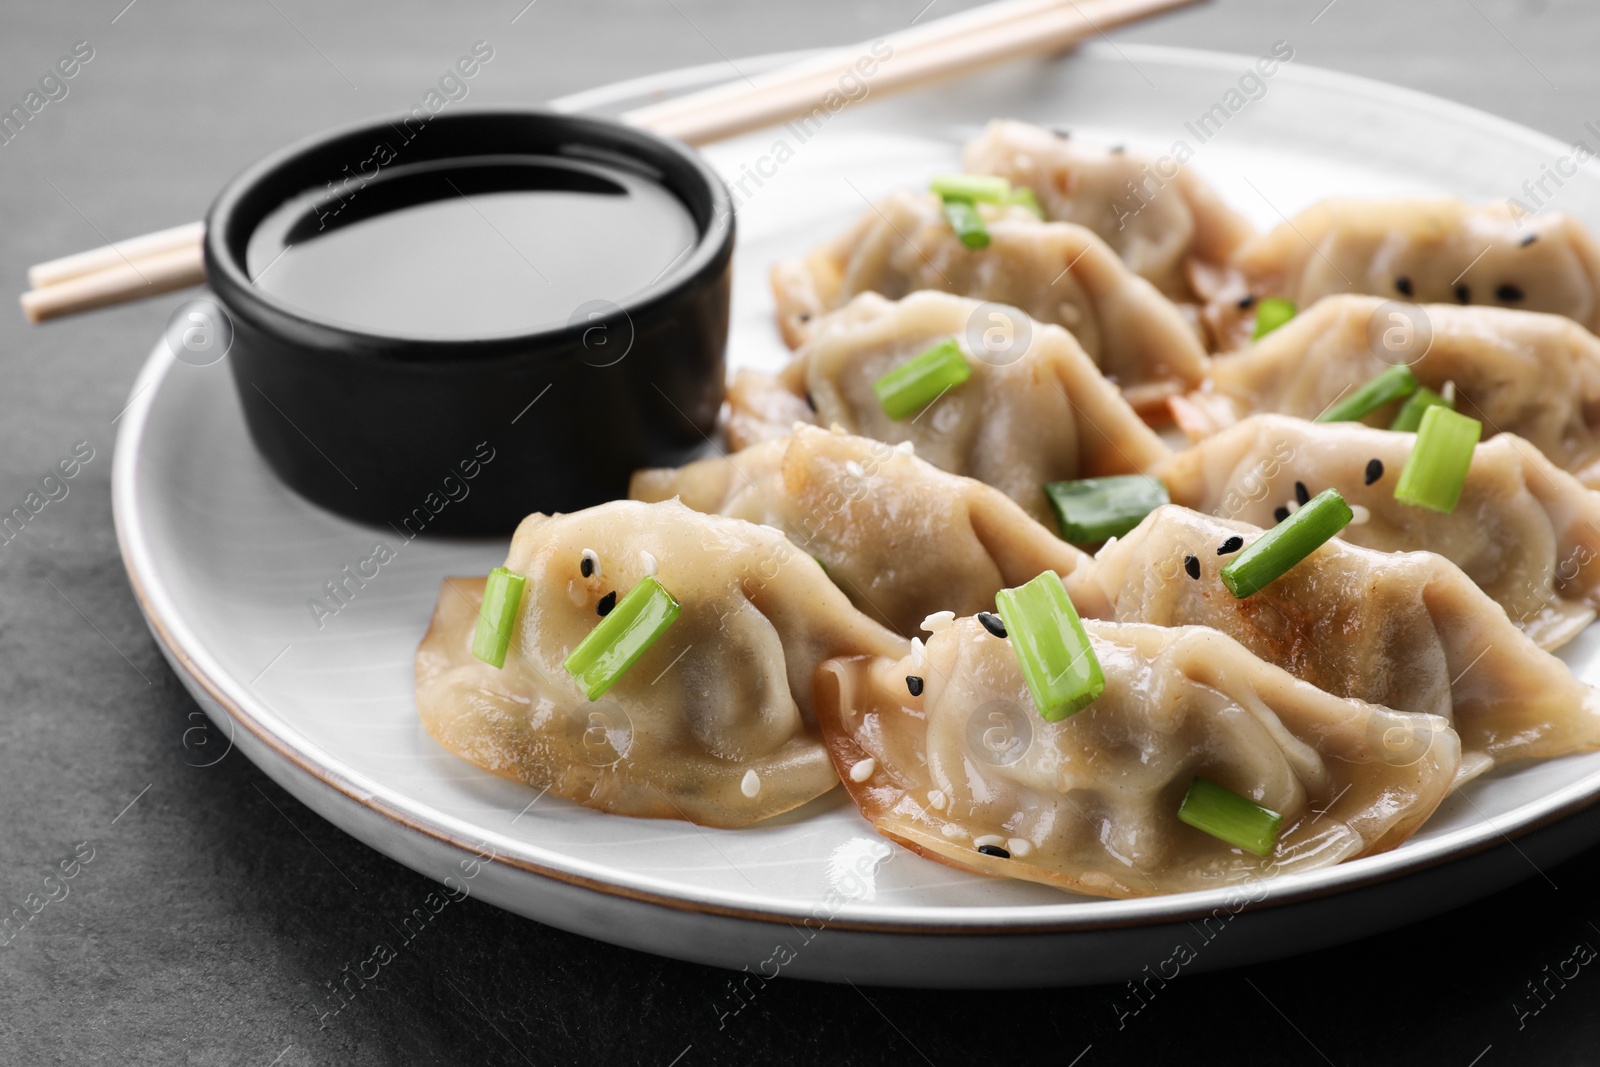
[
  {"x1": 962, "y1": 119, "x2": 1255, "y2": 302},
  {"x1": 769, "y1": 189, "x2": 1209, "y2": 411},
  {"x1": 1173, "y1": 294, "x2": 1600, "y2": 489},
  {"x1": 1065, "y1": 505, "x2": 1600, "y2": 778},
  {"x1": 1201, "y1": 198, "x2": 1600, "y2": 349},
  {"x1": 1156, "y1": 414, "x2": 1600, "y2": 649},
  {"x1": 729, "y1": 291, "x2": 1171, "y2": 523},
  {"x1": 414, "y1": 499, "x2": 906, "y2": 828},
  {"x1": 815, "y1": 616, "x2": 1458, "y2": 898},
  {"x1": 631, "y1": 425, "x2": 1088, "y2": 636}
]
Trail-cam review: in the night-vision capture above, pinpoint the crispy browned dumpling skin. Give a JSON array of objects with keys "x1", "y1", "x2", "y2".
[
  {"x1": 415, "y1": 499, "x2": 906, "y2": 828},
  {"x1": 632, "y1": 425, "x2": 1088, "y2": 636},
  {"x1": 1157, "y1": 414, "x2": 1600, "y2": 649},
  {"x1": 769, "y1": 190, "x2": 1208, "y2": 413},
  {"x1": 1065, "y1": 505, "x2": 1600, "y2": 778},
  {"x1": 816, "y1": 617, "x2": 1458, "y2": 899}
]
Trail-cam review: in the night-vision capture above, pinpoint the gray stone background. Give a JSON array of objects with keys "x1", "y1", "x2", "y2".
[{"x1": 2, "y1": 0, "x2": 1597, "y2": 1063}]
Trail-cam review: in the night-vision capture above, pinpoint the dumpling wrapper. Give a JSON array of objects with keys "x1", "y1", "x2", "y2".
[
  {"x1": 962, "y1": 119, "x2": 1255, "y2": 304},
  {"x1": 727, "y1": 291, "x2": 1171, "y2": 523},
  {"x1": 1173, "y1": 294, "x2": 1600, "y2": 489},
  {"x1": 415, "y1": 499, "x2": 906, "y2": 828},
  {"x1": 631, "y1": 424, "x2": 1088, "y2": 636},
  {"x1": 1157, "y1": 414, "x2": 1600, "y2": 649},
  {"x1": 768, "y1": 188, "x2": 1209, "y2": 412},
  {"x1": 816, "y1": 617, "x2": 1459, "y2": 899},
  {"x1": 1065, "y1": 505, "x2": 1600, "y2": 779},
  {"x1": 1200, "y1": 198, "x2": 1600, "y2": 349}
]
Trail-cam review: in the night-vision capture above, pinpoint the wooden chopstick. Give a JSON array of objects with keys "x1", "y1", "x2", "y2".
[{"x1": 20, "y1": 0, "x2": 1201, "y2": 324}]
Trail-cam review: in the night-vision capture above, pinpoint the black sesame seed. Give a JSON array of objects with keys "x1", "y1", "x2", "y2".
[
  {"x1": 596, "y1": 591, "x2": 617, "y2": 617},
  {"x1": 977, "y1": 612, "x2": 1007, "y2": 639},
  {"x1": 1496, "y1": 283, "x2": 1525, "y2": 303},
  {"x1": 1184, "y1": 554, "x2": 1200, "y2": 580},
  {"x1": 1521, "y1": 233, "x2": 1539, "y2": 247},
  {"x1": 977, "y1": 844, "x2": 1012, "y2": 859},
  {"x1": 1395, "y1": 275, "x2": 1413, "y2": 297},
  {"x1": 1274, "y1": 505, "x2": 1291, "y2": 523},
  {"x1": 580, "y1": 556, "x2": 595, "y2": 578},
  {"x1": 1294, "y1": 480, "x2": 1310, "y2": 506},
  {"x1": 906, "y1": 675, "x2": 925, "y2": 697},
  {"x1": 1237, "y1": 294, "x2": 1256, "y2": 310},
  {"x1": 1052, "y1": 126, "x2": 1072, "y2": 139},
  {"x1": 1365, "y1": 458, "x2": 1384, "y2": 485},
  {"x1": 1455, "y1": 283, "x2": 1471, "y2": 304},
  {"x1": 1110, "y1": 144, "x2": 1126, "y2": 154},
  {"x1": 1217, "y1": 535, "x2": 1244, "y2": 556},
  {"x1": 798, "y1": 312, "x2": 811, "y2": 323}
]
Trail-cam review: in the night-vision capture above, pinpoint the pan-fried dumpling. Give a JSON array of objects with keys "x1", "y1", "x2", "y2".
[
  {"x1": 815, "y1": 616, "x2": 1458, "y2": 898},
  {"x1": 1173, "y1": 294, "x2": 1600, "y2": 489},
  {"x1": 415, "y1": 499, "x2": 906, "y2": 828},
  {"x1": 631, "y1": 424, "x2": 1088, "y2": 636},
  {"x1": 962, "y1": 119, "x2": 1255, "y2": 302},
  {"x1": 1201, "y1": 199, "x2": 1600, "y2": 349},
  {"x1": 1156, "y1": 414, "x2": 1600, "y2": 649},
  {"x1": 729, "y1": 291, "x2": 1171, "y2": 523},
  {"x1": 1065, "y1": 505, "x2": 1600, "y2": 778},
  {"x1": 769, "y1": 188, "x2": 1208, "y2": 411}
]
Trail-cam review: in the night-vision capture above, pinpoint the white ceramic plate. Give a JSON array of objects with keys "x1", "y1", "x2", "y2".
[{"x1": 115, "y1": 44, "x2": 1600, "y2": 987}]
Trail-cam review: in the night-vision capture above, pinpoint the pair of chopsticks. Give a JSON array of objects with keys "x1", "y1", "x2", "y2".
[{"x1": 20, "y1": 0, "x2": 1199, "y2": 325}]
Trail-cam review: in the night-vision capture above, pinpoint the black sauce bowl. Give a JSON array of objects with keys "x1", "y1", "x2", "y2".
[{"x1": 204, "y1": 108, "x2": 732, "y2": 536}]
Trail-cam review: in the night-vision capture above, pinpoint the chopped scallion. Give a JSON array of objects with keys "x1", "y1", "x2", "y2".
[
  {"x1": 1393, "y1": 406, "x2": 1481, "y2": 514},
  {"x1": 941, "y1": 198, "x2": 990, "y2": 248},
  {"x1": 1007, "y1": 186, "x2": 1044, "y2": 217},
  {"x1": 1315, "y1": 364, "x2": 1417, "y2": 423},
  {"x1": 1389, "y1": 385, "x2": 1454, "y2": 432},
  {"x1": 1251, "y1": 297, "x2": 1297, "y2": 339},
  {"x1": 471, "y1": 567, "x2": 527, "y2": 669},
  {"x1": 1177, "y1": 777, "x2": 1282, "y2": 856},
  {"x1": 993, "y1": 573, "x2": 1104, "y2": 722},
  {"x1": 930, "y1": 173, "x2": 1011, "y2": 203},
  {"x1": 1218, "y1": 488, "x2": 1352, "y2": 598},
  {"x1": 562, "y1": 576, "x2": 681, "y2": 700},
  {"x1": 1045, "y1": 475, "x2": 1169, "y2": 542},
  {"x1": 872, "y1": 339, "x2": 973, "y2": 420}
]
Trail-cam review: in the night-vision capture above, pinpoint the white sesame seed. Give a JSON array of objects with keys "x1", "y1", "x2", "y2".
[
  {"x1": 1007, "y1": 838, "x2": 1032, "y2": 857},
  {"x1": 845, "y1": 460, "x2": 866, "y2": 479},
  {"x1": 911, "y1": 637, "x2": 926, "y2": 668},
  {"x1": 922, "y1": 610, "x2": 955, "y2": 633},
  {"x1": 740, "y1": 770, "x2": 761, "y2": 798},
  {"x1": 1286, "y1": 499, "x2": 1300, "y2": 514},
  {"x1": 581, "y1": 548, "x2": 601, "y2": 579},
  {"x1": 927, "y1": 789, "x2": 947, "y2": 811},
  {"x1": 1442, "y1": 380, "x2": 1457, "y2": 403},
  {"x1": 1348, "y1": 504, "x2": 1371, "y2": 525},
  {"x1": 974, "y1": 834, "x2": 1006, "y2": 849},
  {"x1": 941, "y1": 823, "x2": 964, "y2": 839},
  {"x1": 895, "y1": 440, "x2": 915, "y2": 456},
  {"x1": 849, "y1": 758, "x2": 876, "y2": 782},
  {"x1": 567, "y1": 580, "x2": 587, "y2": 606},
  {"x1": 640, "y1": 550, "x2": 658, "y2": 577}
]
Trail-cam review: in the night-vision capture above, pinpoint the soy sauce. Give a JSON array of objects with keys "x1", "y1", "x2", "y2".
[{"x1": 245, "y1": 155, "x2": 699, "y2": 339}]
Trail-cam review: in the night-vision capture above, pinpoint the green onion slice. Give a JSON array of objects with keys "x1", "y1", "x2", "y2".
[
  {"x1": 993, "y1": 573, "x2": 1104, "y2": 722},
  {"x1": 1177, "y1": 777, "x2": 1282, "y2": 856},
  {"x1": 1045, "y1": 475, "x2": 1169, "y2": 542},
  {"x1": 562, "y1": 576, "x2": 681, "y2": 701},
  {"x1": 941, "y1": 198, "x2": 990, "y2": 249},
  {"x1": 1006, "y1": 186, "x2": 1044, "y2": 218},
  {"x1": 1219, "y1": 488, "x2": 1353, "y2": 598},
  {"x1": 1394, "y1": 406, "x2": 1481, "y2": 514},
  {"x1": 471, "y1": 567, "x2": 527, "y2": 669},
  {"x1": 1251, "y1": 297, "x2": 1297, "y2": 340},
  {"x1": 1389, "y1": 385, "x2": 1454, "y2": 432},
  {"x1": 872, "y1": 338, "x2": 973, "y2": 420},
  {"x1": 930, "y1": 173, "x2": 1011, "y2": 203},
  {"x1": 1314, "y1": 364, "x2": 1417, "y2": 423}
]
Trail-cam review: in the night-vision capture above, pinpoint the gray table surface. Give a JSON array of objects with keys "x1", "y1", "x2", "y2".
[{"x1": 4, "y1": 0, "x2": 1599, "y2": 1063}]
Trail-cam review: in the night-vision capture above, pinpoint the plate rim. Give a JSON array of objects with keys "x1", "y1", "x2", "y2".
[{"x1": 113, "y1": 41, "x2": 1600, "y2": 935}]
